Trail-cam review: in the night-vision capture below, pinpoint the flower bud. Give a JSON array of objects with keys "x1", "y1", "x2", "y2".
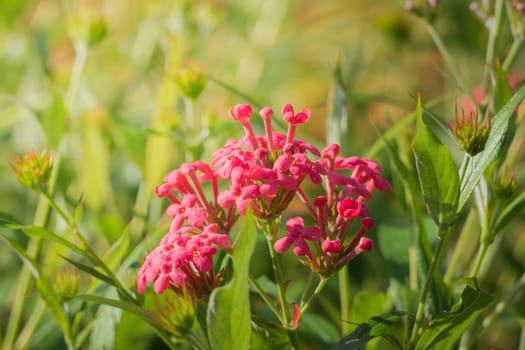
[
  {"x1": 54, "y1": 265, "x2": 80, "y2": 301},
  {"x1": 10, "y1": 150, "x2": 53, "y2": 192},
  {"x1": 451, "y1": 108, "x2": 492, "y2": 156},
  {"x1": 491, "y1": 167, "x2": 517, "y2": 200},
  {"x1": 155, "y1": 289, "x2": 195, "y2": 337},
  {"x1": 173, "y1": 64, "x2": 206, "y2": 100}
]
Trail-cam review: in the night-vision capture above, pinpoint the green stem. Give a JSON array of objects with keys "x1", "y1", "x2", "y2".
[
  {"x1": 265, "y1": 235, "x2": 301, "y2": 349},
  {"x1": 502, "y1": 36, "x2": 524, "y2": 72},
  {"x1": 338, "y1": 266, "x2": 351, "y2": 335},
  {"x1": 184, "y1": 97, "x2": 195, "y2": 162},
  {"x1": 2, "y1": 155, "x2": 63, "y2": 350},
  {"x1": 481, "y1": 273, "x2": 525, "y2": 331},
  {"x1": 409, "y1": 233, "x2": 448, "y2": 348},
  {"x1": 423, "y1": 20, "x2": 476, "y2": 107},
  {"x1": 458, "y1": 153, "x2": 471, "y2": 186},
  {"x1": 265, "y1": 236, "x2": 291, "y2": 327},
  {"x1": 300, "y1": 277, "x2": 329, "y2": 315},
  {"x1": 299, "y1": 272, "x2": 316, "y2": 307},
  {"x1": 444, "y1": 209, "x2": 478, "y2": 285},
  {"x1": 249, "y1": 273, "x2": 283, "y2": 323},
  {"x1": 13, "y1": 298, "x2": 46, "y2": 349},
  {"x1": 483, "y1": 0, "x2": 504, "y2": 90},
  {"x1": 470, "y1": 242, "x2": 488, "y2": 278},
  {"x1": 65, "y1": 41, "x2": 88, "y2": 112},
  {"x1": 42, "y1": 190, "x2": 135, "y2": 302}
]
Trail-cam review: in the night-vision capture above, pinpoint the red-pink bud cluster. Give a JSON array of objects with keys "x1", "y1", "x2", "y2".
[{"x1": 138, "y1": 103, "x2": 391, "y2": 295}]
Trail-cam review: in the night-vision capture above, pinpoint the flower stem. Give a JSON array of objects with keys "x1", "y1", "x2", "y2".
[
  {"x1": 300, "y1": 276, "x2": 329, "y2": 315},
  {"x1": 483, "y1": 0, "x2": 504, "y2": 90},
  {"x1": 409, "y1": 232, "x2": 448, "y2": 348},
  {"x1": 249, "y1": 273, "x2": 284, "y2": 323},
  {"x1": 423, "y1": 20, "x2": 475, "y2": 107},
  {"x1": 338, "y1": 266, "x2": 351, "y2": 335},
  {"x1": 471, "y1": 242, "x2": 488, "y2": 278},
  {"x1": 184, "y1": 97, "x2": 196, "y2": 162},
  {"x1": 266, "y1": 236, "x2": 292, "y2": 327},
  {"x1": 444, "y1": 209, "x2": 477, "y2": 285}
]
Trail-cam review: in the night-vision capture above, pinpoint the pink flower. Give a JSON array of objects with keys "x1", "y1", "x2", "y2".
[
  {"x1": 229, "y1": 103, "x2": 253, "y2": 122},
  {"x1": 137, "y1": 225, "x2": 232, "y2": 298},
  {"x1": 274, "y1": 217, "x2": 321, "y2": 258},
  {"x1": 217, "y1": 166, "x2": 260, "y2": 215}
]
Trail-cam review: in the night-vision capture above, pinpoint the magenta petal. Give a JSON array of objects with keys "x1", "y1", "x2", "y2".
[{"x1": 274, "y1": 236, "x2": 293, "y2": 253}]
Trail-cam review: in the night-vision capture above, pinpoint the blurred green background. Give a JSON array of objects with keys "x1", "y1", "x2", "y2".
[{"x1": 1, "y1": 0, "x2": 524, "y2": 349}]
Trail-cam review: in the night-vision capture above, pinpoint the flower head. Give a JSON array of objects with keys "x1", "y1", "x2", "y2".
[
  {"x1": 10, "y1": 150, "x2": 53, "y2": 192},
  {"x1": 451, "y1": 108, "x2": 492, "y2": 156}
]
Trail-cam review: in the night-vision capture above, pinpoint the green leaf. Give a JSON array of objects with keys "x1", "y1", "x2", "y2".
[
  {"x1": 415, "y1": 278, "x2": 493, "y2": 350},
  {"x1": 89, "y1": 288, "x2": 122, "y2": 350},
  {"x1": 0, "y1": 232, "x2": 72, "y2": 342},
  {"x1": 350, "y1": 292, "x2": 389, "y2": 329},
  {"x1": 207, "y1": 211, "x2": 257, "y2": 350},
  {"x1": 73, "y1": 294, "x2": 160, "y2": 328},
  {"x1": 250, "y1": 316, "x2": 289, "y2": 350},
  {"x1": 412, "y1": 96, "x2": 460, "y2": 231},
  {"x1": 61, "y1": 256, "x2": 119, "y2": 288},
  {"x1": 458, "y1": 85, "x2": 525, "y2": 212},
  {"x1": 8, "y1": 224, "x2": 89, "y2": 258},
  {"x1": 332, "y1": 311, "x2": 407, "y2": 350},
  {"x1": 300, "y1": 312, "x2": 340, "y2": 345},
  {"x1": 491, "y1": 191, "x2": 525, "y2": 234}
]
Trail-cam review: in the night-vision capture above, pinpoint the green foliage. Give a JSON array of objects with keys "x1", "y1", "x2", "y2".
[
  {"x1": 1, "y1": 1, "x2": 524, "y2": 349},
  {"x1": 415, "y1": 278, "x2": 493, "y2": 350},
  {"x1": 333, "y1": 311, "x2": 407, "y2": 350},
  {"x1": 412, "y1": 96, "x2": 460, "y2": 232},
  {"x1": 207, "y1": 211, "x2": 257, "y2": 350},
  {"x1": 458, "y1": 85, "x2": 525, "y2": 212}
]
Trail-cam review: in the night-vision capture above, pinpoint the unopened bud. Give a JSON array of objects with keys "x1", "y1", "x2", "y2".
[
  {"x1": 155, "y1": 289, "x2": 195, "y2": 337},
  {"x1": 491, "y1": 167, "x2": 517, "y2": 200},
  {"x1": 10, "y1": 150, "x2": 53, "y2": 192},
  {"x1": 451, "y1": 108, "x2": 492, "y2": 156},
  {"x1": 173, "y1": 64, "x2": 206, "y2": 100},
  {"x1": 54, "y1": 265, "x2": 80, "y2": 301}
]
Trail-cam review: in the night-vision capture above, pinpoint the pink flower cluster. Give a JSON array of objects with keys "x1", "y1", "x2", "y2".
[{"x1": 137, "y1": 103, "x2": 391, "y2": 295}]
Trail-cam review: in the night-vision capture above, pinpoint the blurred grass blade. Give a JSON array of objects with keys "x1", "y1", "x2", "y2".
[
  {"x1": 412, "y1": 95, "x2": 459, "y2": 231},
  {"x1": 458, "y1": 85, "x2": 525, "y2": 212},
  {"x1": 491, "y1": 191, "x2": 525, "y2": 234},
  {"x1": 102, "y1": 225, "x2": 130, "y2": 271},
  {"x1": 0, "y1": 232, "x2": 72, "y2": 344},
  {"x1": 326, "y1": 52, "x2": 348, "y2": 152},
  {"x1": 207, "y1": 211, "x2": 257, "y2": 350},
  {"x1": 415, "y1": 278, "x2": 493, "y2": 350}
]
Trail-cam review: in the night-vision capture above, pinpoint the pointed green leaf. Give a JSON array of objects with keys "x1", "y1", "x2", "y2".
[
  {"x1": 9, "y1": 224, "x2": 89, "y2": 257},
  {"x1": 207, "y1": 211, "x2": 257, "y2": 350},
  {"x1": 415, "y1": 278, "x2": 493, "y2": 350},
  {"x1": 458, "y1": 85, "x2": 525, "y2": 212},
  {"x1": 412, "y1": 96, "x2": 460, "y2": 230},
  {"x1": 332, "y1": 311, "x2": 407, "y2": 350},
  {"x1": 73, "y1": 294, "x2": 160, "y2": 328},
  {"x1": 326, "y1": 52, "x2": 349, "y2": 152},
  {"x1": 61, "y1": 256, "x2": 118, "y2": 288}
]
